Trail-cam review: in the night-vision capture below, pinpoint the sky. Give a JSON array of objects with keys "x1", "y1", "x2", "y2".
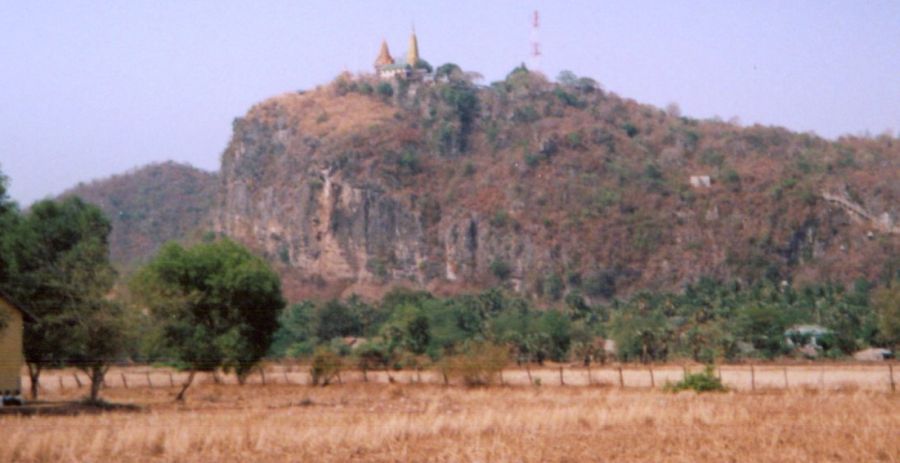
[{"x1": 1, "y1": 0, "x2": 898, "y2": 205}]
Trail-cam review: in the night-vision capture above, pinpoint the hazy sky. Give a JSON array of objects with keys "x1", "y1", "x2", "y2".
[{"x1": 1, "y1": 1, "x2": 898, "y2": 205}]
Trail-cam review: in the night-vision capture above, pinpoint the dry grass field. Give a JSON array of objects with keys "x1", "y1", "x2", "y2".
[{"x1": 1, "y1": 366, "x2": 898, "y2": 462}]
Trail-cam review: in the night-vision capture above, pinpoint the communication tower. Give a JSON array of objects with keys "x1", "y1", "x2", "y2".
[{"x1": 530, "y1": 10, "x2": 541, "y2": 71}]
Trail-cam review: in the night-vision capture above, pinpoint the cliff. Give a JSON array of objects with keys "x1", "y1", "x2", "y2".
[{"x1": 208, "y1": 70, "x2": 899, "y2": 302}]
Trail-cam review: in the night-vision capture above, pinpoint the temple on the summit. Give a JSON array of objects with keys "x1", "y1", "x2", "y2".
[{"x1": 374, "y1": 29, "x2": 430, "y2": 80}]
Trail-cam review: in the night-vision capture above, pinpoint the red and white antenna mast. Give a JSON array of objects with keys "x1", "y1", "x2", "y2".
[{"x1": 530, "y1": 10, "x2": 541, "y2": 71}]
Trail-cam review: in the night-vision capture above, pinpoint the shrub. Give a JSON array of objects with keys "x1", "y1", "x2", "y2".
[
  {"x1": 553, "y1": 87, "x2": 584, "y2": 108},
  {"x1": 463, "y1": 162, "x2": 476, "y2": 176},
  {"x1": 722, "y1": 169, "x2": 742, "y2": 192},
  {"x1": 524, "y1": 152, "x2": 541, "y2": 168},
  {"x1": 700, "y1": 149, "x2": 724, "y2": 167},
  {"x1": 310, "y1": 346, "x2": 343, "y2": 386},
  {"x1": 543, "y1": 272, "x2": 564, "y2": 300},
  {"x1": 665, "y1": 365, "x2": 726, "y2": 393},
  {"x1": 565, "y1": 131, "x2": 584, "y2": 149},
  {"x1": 622, "y1": 123, "x2": 639, "y2": 138},
  {"x1": 442, "y1": 342, "x2": 508, "y2": 386},
  {"x1": 376, "y1": 82, "x2": 394, "y2": 98},
  {"x1": 513, "y1": 105, "x2": 540, "y2": 123},
  {"x1": 490, "y1": 259, "x2": 512, "y2": 280},
  {"x1": 584, "y1": 269, "x2": 616, "y2": 298},
  {"x1": 490, "y1": 209, "x2": 510, "y2": 228}
]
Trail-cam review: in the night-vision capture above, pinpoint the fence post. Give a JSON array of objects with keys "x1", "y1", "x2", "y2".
[
  {"x1": 58, "y1": 375, "x2": 64, "y2": 391},
  {"x1": 146, "y1": 372, "x2": 153, "y2": 388},
  {"x1": 889, "y1": 363, "x2": 895, "y2": 393},
  {"x1": 283, "y1": 368, "x2": 290, "y2": 385},
  {"x1": 617, "y1": 366, "x2": 624, "y2": 388},
  {"x1": 750, "y1": 364, "x2": 755, "y2": 392},
  {"x1": 121, "y1": 372, "x2": 129, "y2": 389},
  {"x1": 73, "y1": 373, "x2": 83, "y2": 388},
  {"x1": 559, "y1": 366, "x2": 565, "y2": 386},
  {"x1": 783, "y1": 367, "x2": 789, "y2": 389},
  {"x1": 649, "y1": 365, "x2": 655, "y2": 388},
  {"x1": 525, "y1": 364, "x2": 533, "y2": 384},
  {"x1": 260, "y1": 367, "x2": 267, "y2": 385},
  {"x1": 168, "y1": 372, "x2": 175, "y2": 387}
]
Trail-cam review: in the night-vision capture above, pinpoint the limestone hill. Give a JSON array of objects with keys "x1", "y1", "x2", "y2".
[{"x1": 213, "y1": 68, "x2": 900, "y2": 302}]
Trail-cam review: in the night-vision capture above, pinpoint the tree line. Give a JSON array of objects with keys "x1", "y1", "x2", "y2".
[
  {"x1": 264, "y1": 276, "x2": 898, "y2": 371},
  {"x1": 0, "y1": 168, "x2": 283, "y2": 402}
]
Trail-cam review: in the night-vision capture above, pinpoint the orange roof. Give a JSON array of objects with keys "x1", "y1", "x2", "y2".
[{"x1": 374, "y1": 40, "x2": 395, "y2": 67}]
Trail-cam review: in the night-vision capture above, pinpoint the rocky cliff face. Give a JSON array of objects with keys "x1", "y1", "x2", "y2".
[{"x1": 216, "y1": 73, "x2": 900, "y2": 302}]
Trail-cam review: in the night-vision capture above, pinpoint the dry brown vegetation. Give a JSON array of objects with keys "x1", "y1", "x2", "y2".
[{"x1": 2, "y1": 366, "x2": 897, "y2": 462}]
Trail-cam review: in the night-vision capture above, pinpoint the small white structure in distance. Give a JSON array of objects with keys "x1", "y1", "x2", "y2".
[
  {"x1": 853, "y1": 347, "x2": 892, "y2": 361},
  {"x1": 689, "y1": 175, "x2": 711, "y2": 188}
]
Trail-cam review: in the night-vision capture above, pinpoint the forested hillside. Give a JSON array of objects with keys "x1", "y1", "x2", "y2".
[{"x1": 61, "y1": 161, "x2": 217, "y2": 270}]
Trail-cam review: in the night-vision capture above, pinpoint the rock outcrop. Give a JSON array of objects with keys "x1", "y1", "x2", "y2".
[{"x1": 213, "y1": 74, "x2": 900, "y2": 302}]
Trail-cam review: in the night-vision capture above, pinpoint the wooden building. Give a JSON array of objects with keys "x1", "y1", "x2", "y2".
[{"x1": 0, "y1": 291, "x2": 34, "y2": 400}]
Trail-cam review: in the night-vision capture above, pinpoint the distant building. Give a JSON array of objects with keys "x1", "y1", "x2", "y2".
[
  {"x1": 853, "y1": 347, "x2": 892, "y2": 362},
  {"x1": 784, "y1": 324, "x2": 832, "y2": 356},
  {"x1": 374, "y1": 29, "x2": 430, "y2": 80},
  {"x1": 0, "y1": 291, "x2": 35, "y2": 403},
  {"x1": 689, "y1": 175, "x2": 711, "y2": 188}
]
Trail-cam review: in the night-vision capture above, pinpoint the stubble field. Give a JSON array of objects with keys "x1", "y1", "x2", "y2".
[{"x1": 1, "y1": 365, "x2": 898, "y2": 462}]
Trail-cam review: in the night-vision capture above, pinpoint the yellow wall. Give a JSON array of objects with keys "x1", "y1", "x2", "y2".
[{"x1": 0, "y1": 298, "x2": 24, "y2": 395}]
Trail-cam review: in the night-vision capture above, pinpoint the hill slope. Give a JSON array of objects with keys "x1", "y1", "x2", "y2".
[
  {"x1": 214, "y1": 69, "x2": 899, "y2": 302},
  {"x1": 62, "y1": 161, "x2": 217, "y2": 269}
]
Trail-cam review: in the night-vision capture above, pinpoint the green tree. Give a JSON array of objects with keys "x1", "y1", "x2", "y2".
[
  {"x1": 435, "y1": 63, "x2": 463, "y2": 82},
  {"x1": 734, "y1": 302, "x2": 790, "y2": 359},
  {"x1": 67, "y1": 299, "x2": 127, "y2": 402},
  {"x1": 490, "y1": 259, "x2": 512, "y2": 280},
  {"x1": 608, "y1": 293, "x2": 670, "y2": 362},
  {"x1": 873, "y1": 283, "x2": 900, "y2": 350},
  {"x1": 534, "y1": 310, "x2": 572, "y2": 362},
  {"x1": 7, "y1": 197, "x2": 116, "y2": 399},
  {"x1": 382, "y1": 304, "x2": 431, "y2": 356},
  {"x1": 269, "y1": 301, "x2": 315, "y2": 357},
  {"x1": 131, "y1": 239, "x2": 284, "y2": 400},
  {"x1": 0, "y1": 165, "x2": 19, "y2": 311},
  {"x1": 314, "y1": 299, "x2": 362, "y2": 342}
]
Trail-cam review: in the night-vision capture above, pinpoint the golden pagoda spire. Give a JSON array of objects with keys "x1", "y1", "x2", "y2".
[
  {"x1": 406, "y1": 27, "x2": 420, "y2": 67},
  {"x1": 374, "y1": 39, "x2": 395, "y2": 67}
]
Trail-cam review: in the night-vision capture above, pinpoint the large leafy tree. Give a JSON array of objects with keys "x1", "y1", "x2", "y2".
[
  {"x1": 0, "y1": 166, "x2": 19, "y2": 294},
  {"x1": 7, "y1": 197, "x2": 117, "y2": 399},
  {"x1": 131, "y1": 239, "x2": 284, "y2": 400}
]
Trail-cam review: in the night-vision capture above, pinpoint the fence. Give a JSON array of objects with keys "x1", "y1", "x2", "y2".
[{"x1": 24, "y1": 362, "x2": 897, "y2": 394}]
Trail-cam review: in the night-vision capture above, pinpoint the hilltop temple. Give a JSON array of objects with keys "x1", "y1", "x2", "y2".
[{"x1": 374, "y1": 29, "x2": 430, "y2": 80}]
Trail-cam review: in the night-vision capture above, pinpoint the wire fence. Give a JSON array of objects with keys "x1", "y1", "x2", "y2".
[{"x1": 23, "y1": 362, "x2": 897, "y2": 393}]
